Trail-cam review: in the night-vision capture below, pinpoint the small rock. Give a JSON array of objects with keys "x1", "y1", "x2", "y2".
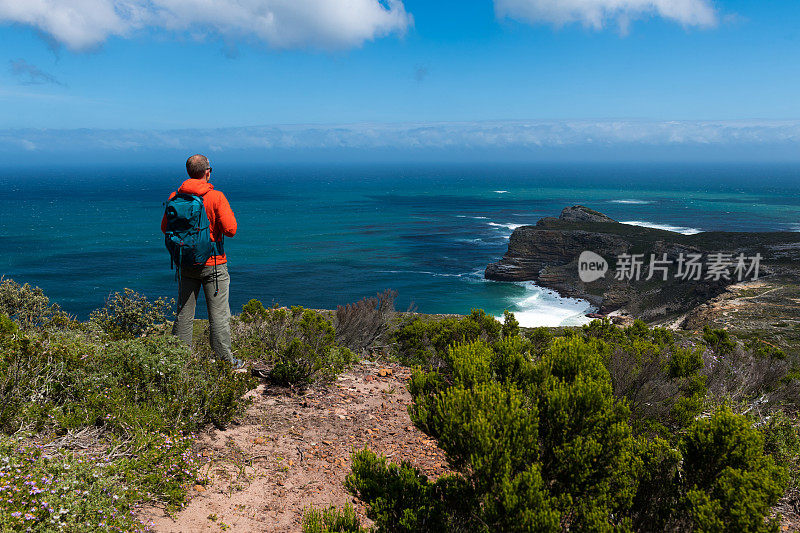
[
  {"x1": 194, "y1": 485, "x2": 206, "y2": 492},
  {"x1": 323, "y1": 440, "x2": 333, "y2": 445},
  {"x1": 253, "y1": 437, "x2": 265, "y2": 445},
  {"x1": 365, "y1": 375, "x2": 374, "y2": 382},
  {"x1": 378, "y1": 368, "x2": 392, "y2": 377}
]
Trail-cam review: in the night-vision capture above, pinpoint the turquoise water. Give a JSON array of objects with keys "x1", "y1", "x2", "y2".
[{"x1": 2, "y1": 163, "x2": 799, "y2": 326}]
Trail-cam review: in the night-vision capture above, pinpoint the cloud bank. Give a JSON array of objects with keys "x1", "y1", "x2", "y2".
[
  {"x1": 0, "y1": 0, "x2": 411, "y2": 51},
  {"x1": 4, "y1": 120, "x2": 800, "y2": 163},
  {"x1": 495, "y1": 0, "x2": 717, "y2": 31}
]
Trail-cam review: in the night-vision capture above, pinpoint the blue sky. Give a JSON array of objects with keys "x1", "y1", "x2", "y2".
[{"x1": 1, "y1": 0, "x2": 800, "y2": 161}]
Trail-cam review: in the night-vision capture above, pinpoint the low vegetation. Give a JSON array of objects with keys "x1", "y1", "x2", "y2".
[
  {"x1": 323, "y1": 314, "x2": 799, "y2": 532},
  {"x1": 233, "y1": 299, "x2": 357, "y2": 387},
  {"x1": 0, "y1": 277, "x2": 797, "y2": 532},
  {"x1": 0, "y1": 280, "x2": 255, "y2": 530}
]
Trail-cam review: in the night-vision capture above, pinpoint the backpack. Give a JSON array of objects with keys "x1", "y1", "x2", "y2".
[
  {"x1": 163, "y1": 193, "x2": 221, "y2": 267},
  {"x1": 163, "y1": 193, "x2": 223, "y2": 295}
]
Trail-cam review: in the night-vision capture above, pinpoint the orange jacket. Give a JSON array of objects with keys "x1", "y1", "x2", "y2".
[{"x1": 161, "y1": 178, "x2": 237, "y2": 266}]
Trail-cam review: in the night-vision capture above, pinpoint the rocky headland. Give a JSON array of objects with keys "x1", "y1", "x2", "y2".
[{"x1": 485, "y1": 205, "x2": 800, "y2": 325}]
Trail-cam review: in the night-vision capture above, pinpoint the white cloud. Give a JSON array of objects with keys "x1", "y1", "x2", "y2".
[
  {"x1": 0, "y1": 0, "x2": 411, "y2": 51},
  {"x1": 495, "y1": 0, "x2": 717, "y2": 31}
]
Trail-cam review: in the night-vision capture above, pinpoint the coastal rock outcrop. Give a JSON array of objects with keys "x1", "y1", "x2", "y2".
[{"x1": 485, "y1": 206, "x2": 800, "y2": 321}]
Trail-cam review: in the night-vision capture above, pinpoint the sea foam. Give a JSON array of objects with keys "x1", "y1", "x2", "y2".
[
  {"x1": 488, "y1": 222, "x2": 524, "y2": 231},
  {"x1": 609, "y1": 199, "x2": 653, "y2": 204},
  {"x1": 498, "y1": 282, "x2": 595, "y2": 328},
  {"x1": 621, "y1": 220, "x2": 702, "y2": 235}
]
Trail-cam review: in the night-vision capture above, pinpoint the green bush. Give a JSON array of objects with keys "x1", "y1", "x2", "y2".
[
  {"x1": 302, "y1": 502, "x2": 368, "y2": 533},
  {"x1": 346, "y1": 449, "x2": 471, "y2": 532},
  {"x1": 0, "y1": 317, "x2": 255, "y2": 436},
  {"x1": 681, "y1": 407, "x2": 787, "y2": 532},
  {"x1": 584, "y1": 319, "x2": 707, "y2": 434},
  {"x1": 760, "y1": 412, "x2": 800, "y2": 508},
  {"x1": 525, "y1": 326, "x2": 553, "y2": 357},
  {"x1": 703, "y1": 325, "x2": 736, "y2": 354},
  {"x1": 234, "y1": 301, "x2": 356, "y2": 386},
  {"x1": 501, "y1": 310, "x2": 519, "y2": 339},
  {"x1": 0, "y1": 277, "x2": 73, "y2": 329},
  {"x1": 746, "y1": 339, "x2": 786, "y2": 360},
  {"x1": 350, "y1": 330, "x2": 788, "y2": 532},
  {"x1": 89, "y1": 288, "x2": 173, "y2": 340},
  {"x1": 392, "y1": 309, "x2": 502, "y2": 367},
  {"x1": 356, "y1": 336, "x2": 639, "y2": 531}
]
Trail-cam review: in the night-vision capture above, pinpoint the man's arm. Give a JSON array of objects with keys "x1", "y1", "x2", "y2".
[{"x1": 216, "y1": 192, "x2": 237, "y2": 237}]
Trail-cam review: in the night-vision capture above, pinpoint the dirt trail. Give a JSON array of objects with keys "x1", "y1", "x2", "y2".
[{"x1": 139, "y1": 362, "x2": 448, "y2": 532}]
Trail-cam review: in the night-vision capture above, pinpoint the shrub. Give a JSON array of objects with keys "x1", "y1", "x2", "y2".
[
  {"x1": 392, "y1": 309, "x2": 502, "y2": 367},
  {"x1": 0, "y1": 277, "x2": 72, "y2": 329},
  {"x1": 351, "y1": 327, "x2": 789, "y2": 532},
  {"x1": 234, "y1": 301, "x2": 357, "y2": 386},
  {"x1": 501, "y1": 310, "x2": 519, "y2": 339},
  {"x1": 760, "y1": 412, "x2": 800, "y2": 514},
  {"x1": 628, "y1": 436, "x2": 681, "y2": 532},
  {"x1": 346, "y1": 449, "x2": 471, "y2": 532},
  {"x1": 525, "y1": 326, "x2": 553, "y2": 357},
  {"x1": 89, "y1": 288, "x2": 173, "y2": 340},
  {"x1": 747, "y1": 339, "x2": 786, "y2": 360},
  {"x1": 357, "y1": 336, "x2": 639, "y2": 531},
  {"x1": 302, "y1": 502, "x2": 368, "y2": 533},
  {"x1": 680, "y1": 407, "x2": 787, "y2": 532},
  {"x1": 0, "y1": 321, "x2": 254, "y2": 436},
  {"x1": 335, "y1": 289, "x2": 398, "y2": 356},
  {"x1": 585, "y1": 320, "x2": 706, "y2": 434},
  {"x1": 703, "y1": 325, "x2": 736, "y2": 354}
]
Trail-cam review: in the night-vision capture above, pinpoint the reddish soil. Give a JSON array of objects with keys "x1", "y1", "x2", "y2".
[{"x1": 139, "y1": 362, "x2": 447, "y2": 532}]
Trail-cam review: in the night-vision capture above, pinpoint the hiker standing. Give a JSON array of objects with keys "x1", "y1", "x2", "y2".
[{"x1": 161, "y1": 154, "x2": 243, "y2": 368}]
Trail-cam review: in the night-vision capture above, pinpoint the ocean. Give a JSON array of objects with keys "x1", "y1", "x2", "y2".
[{"x1": 2, "y1": 162, "x2": 799, "y2": 327}]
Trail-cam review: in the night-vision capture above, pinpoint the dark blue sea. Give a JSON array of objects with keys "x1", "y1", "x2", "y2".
[{"x1": 2, "y1": 162, "x2": 799, "y2": 326}]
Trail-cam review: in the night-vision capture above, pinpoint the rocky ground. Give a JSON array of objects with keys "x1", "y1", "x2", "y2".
[
  {"x1": 139, "y1": 362, "x2": 448, "y2": 532},
  {"x1": 674, "y1": 273, "x2": 800, "y2": 356}
]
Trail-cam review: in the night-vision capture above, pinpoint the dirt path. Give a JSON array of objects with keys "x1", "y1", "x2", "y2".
[{"x1": 139, "y1": 361, "x2": 448, "y2": 532}]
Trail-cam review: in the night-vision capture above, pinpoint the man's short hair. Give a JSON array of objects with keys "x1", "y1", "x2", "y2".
[{"x1": 186, "y1": 154, "x2": 210, "y2": 179}]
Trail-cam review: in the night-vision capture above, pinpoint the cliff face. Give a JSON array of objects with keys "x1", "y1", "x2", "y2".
[{"x1": 485, "y1": 206, "x2": 800, "y2": 320}]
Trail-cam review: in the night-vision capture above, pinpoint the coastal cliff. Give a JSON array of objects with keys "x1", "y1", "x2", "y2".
[{"x1": 485, "y1": 206, "x2": 800, "y2": 321}]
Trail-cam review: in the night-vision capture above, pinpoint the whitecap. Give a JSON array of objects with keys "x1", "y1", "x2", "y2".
[
  {"x1": 376, "y1": 269, "x2": 466, "y2": 278},
  {"x1": 493, "y1": 190, "x2": 509, "y2": 194},
  {"x1": 488, "y1": 222, "x2": 524, "y2": 231},
  {"x1": 495, "y1": 281, "x2": 595, "y2": 328},
  {"x1": 621, "y1": 220, "x2": 702, "y2": 235},
  {"x1": 609, "y1": 199, "x2": 653, "y2": 205}
]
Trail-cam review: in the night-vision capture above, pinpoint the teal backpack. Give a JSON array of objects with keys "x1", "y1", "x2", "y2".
[{"x1": 163, "y1": 193, "x2": 222, "y2": 295}]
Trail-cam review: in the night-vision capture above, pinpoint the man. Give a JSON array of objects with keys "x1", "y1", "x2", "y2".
[{"x1": 161, "y1": 154, "x2": 243, "y2": 368}]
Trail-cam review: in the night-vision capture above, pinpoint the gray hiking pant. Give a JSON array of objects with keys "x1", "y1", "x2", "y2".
[{"x1": 172, "y1": 263, "x2": 233, "y2": 362}]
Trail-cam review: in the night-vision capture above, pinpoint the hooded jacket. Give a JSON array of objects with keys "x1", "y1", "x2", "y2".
[{"x1": 161, "y1": 178, "x2": 237, "y2": 266}]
